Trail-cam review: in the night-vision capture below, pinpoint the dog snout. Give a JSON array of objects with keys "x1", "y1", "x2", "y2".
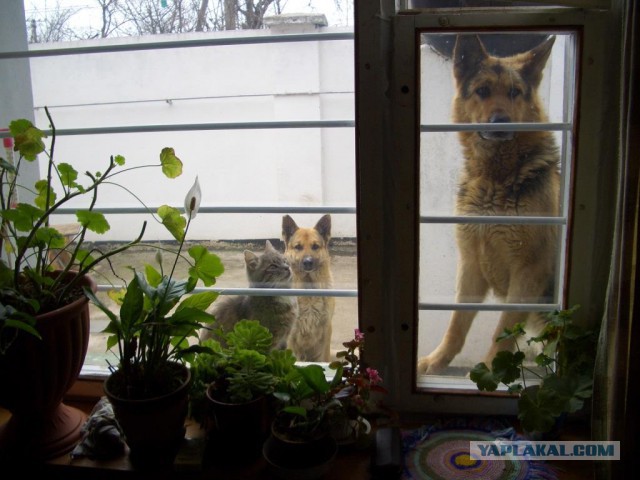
[
  {"x1": 302, "y1": 256, "x2": 315, "y2": 271},
  {"x1": 480, "y1": 112, "x2": 514, "y2": 141},
  {"x1": 489, "y1": 113, "x2": 511, "y2": 124}
]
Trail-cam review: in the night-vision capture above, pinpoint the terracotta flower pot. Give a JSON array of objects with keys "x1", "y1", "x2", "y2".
[
  {"x1": 0, "y1": 274, "x2": 96, "y2": 461},
  {"x1": 104, "y1": 362, "x2": 191, "y2": 465}
]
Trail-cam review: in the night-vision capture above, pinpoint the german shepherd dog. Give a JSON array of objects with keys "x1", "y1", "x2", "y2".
[
  {"x1": 417, "y1": 35, "x2": 560, "y2": 375},
  {"x1": 282, "y1": 214, "x2": 335, "y2": 362}
]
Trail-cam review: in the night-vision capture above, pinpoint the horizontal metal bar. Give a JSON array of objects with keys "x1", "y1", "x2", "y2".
[
  {"x1": 0, "y1": 120, "x2": 355, "y2": 139},
  {"x1": 419, "y1": 303, "x2": 559, "y2": 312},
  {"x1": 34, "y1": 90, "x2": 354, "y2": 111},
  {"x1": 52, "y1": 205, "x2": 357, "y2": 215},
  {"x1": 421, "y1": 122, "x2": 571, "y2": 132},
  {"x1": 96, "y1": 284, "x2": 358, "y2": 297},
  {"x1": 421, "y1": 215, "x2": 566, "y2": 225},
  {"x1": 0, "y1": 31, "x2": 355, "y2": 60}
]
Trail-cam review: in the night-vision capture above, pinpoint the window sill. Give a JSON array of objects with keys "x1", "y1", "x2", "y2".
[{"x1": 1, "y1": 397, "x2": 594, "y2": 479}]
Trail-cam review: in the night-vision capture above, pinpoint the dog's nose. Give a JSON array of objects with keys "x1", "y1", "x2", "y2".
[
  {"x1": 302, "y1": 257, "x2": 315, "y2": 270},
  {"x1": 489, "y1": 113, "x2": 511, "y2": 124}
]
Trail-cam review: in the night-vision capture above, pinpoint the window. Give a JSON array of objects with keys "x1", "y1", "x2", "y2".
[
  {"x1": 1, "y1": 5, "x2": 358, "y2": 376},
  {"x1": 357, "y1": 3, "x2": 615, "y2": 414},
  {"x1": 417, "y1": 30, "x2": 576, "y2": 389},
  {"x1": 1, "y1": 1, "x2": 625, "y2": 419}
]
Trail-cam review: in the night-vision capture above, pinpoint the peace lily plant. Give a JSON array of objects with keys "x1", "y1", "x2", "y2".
[
  {"x1": 0, "y1": 109, "x2": 183, "y2": 354},
  {"x1": 86, "y1": 176, "x2": 225, "y2": 399}
]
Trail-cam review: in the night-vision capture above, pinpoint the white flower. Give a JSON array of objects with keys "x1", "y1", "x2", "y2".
[{"x1": 184, "y1": 176, "x2": 201, "y2": 219}]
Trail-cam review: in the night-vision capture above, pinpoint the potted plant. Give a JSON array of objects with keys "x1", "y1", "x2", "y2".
[
  {"x1": 327, "y1": 328, "x2": 387, "y2": 448},
  {"x1": 190, "y1": 319, "x2": 296, "y2": 461},
  {"x1": 85, "y1": 177, "x2": 224, "y2": 464},
  {"x1": 261, "y1": 360, "x2": 342, "y2": 479},
  {"x1": 470, "y1": 306, "x2": 596, "y2": 438},
  {"x1": 0, "y1": 110, "x2": 183, "y2": 460}
]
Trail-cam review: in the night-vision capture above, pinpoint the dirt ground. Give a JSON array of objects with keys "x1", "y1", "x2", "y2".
[{"x1": 84, "y1": 239, "x2": 358, "y2": 367}]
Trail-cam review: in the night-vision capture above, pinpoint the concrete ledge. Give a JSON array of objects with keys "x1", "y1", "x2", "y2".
[{"x1": 264, "y1": 13, "x2": 328, "y2": 29}]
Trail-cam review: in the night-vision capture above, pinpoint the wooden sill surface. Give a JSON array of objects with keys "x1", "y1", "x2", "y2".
[{"x1": 1, "y1": 396, "x2": 594, "y2": 480}]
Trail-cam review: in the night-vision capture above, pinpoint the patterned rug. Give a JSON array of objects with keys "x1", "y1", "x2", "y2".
[{"x1": 401, "y1": 417, "x2": 558, "y2": 480}]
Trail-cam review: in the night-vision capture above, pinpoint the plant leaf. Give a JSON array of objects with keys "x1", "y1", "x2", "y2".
[
  {"x1": 188, "y1": 245, "x2": 224, "y2": 286},
  {"x1": 297, "y1": 364, "x2": 330, "y2": 395},
  {"x1": 76, "y1": 210, "x2": 110, "y2": 234},
  {"x1": 58, "y1": 163, "x2": 79, "y2": 188},
  {"x1": 470, "y1": 362, "x2": 499, "y2": 391},
  {"x1": 491, "y1": 350, "x2": 524, "y2": 385},
  {"x1": 175, "y1": 290, "x2": 219, "y2": 313},
  {"x1": 159, "y1": 147, "x2": 183, "y2": 178},
  {"x1": 158, "y1": 205, "x2": 185, "y2": 241},
  {"x1": 34, "y1": 179, "x2": 57, "y2": 210},
  {"x1": 1, "y1": 203, "x2": 45, "y2": 231},
  {"x1": 10, "y1": 119, "x2": 46, "y2": 161}
]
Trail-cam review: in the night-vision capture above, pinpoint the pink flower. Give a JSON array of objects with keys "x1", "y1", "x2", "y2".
[
  {"x1": 366, "y1": 368, "x2": 382, "y2": 385},
  {"x1": 354, "y1": 329, "x2": 365, "y2": 342}
]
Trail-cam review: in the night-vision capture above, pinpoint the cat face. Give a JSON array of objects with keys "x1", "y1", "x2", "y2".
[{"x1": 244, "y1": 240, "x2": 292, "y2": 288}]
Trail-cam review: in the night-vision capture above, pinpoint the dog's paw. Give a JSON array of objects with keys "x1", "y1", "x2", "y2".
[{"x1": 417, "y1": 354, "x2": 448, "y2": 376}]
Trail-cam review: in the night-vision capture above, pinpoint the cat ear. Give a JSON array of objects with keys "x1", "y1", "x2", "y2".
[
  {"x1": 265, "y1": 240, "x2": 276, "y2": 252},
  {"x1": 244, "y1": 250, "x2": 259, "y2": 271},
  {"x1": 315, "y1": 214, "x2": 332, "y2": 243},
  {"x1": 282, "y1": 215, "x2": 299, "y2": 243}
]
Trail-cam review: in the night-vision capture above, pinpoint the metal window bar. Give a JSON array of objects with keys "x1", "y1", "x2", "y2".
[{"x1": 0, "y1": 31, "x2": 355, "y2": 60}]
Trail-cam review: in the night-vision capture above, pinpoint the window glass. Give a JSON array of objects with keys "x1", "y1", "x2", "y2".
[
  {"x1": 416, "y1": 31, "x2": 577, "y2": 386},
  {"x1": 22, "y1": 8, "x2": 357, "y2": 372}
]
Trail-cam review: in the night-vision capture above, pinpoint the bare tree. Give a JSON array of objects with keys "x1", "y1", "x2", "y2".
[
  {"x1": 26, "y1": 2, "x2": 80, "y2": 43},
  {"x1": 96, "y1": 0, "x2": 122, "y2": 38},
  {"x1": 195, "y1": 0, "x2": 210, "y2": 31},
  {"x1": 26, "y1": 0, "x2": 351, "y2": 43},
  {"x1": 113, "y1": 0, "x2": 200, "y2": 35}
]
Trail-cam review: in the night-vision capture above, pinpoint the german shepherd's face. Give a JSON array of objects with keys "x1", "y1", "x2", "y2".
[
  {"x1": 452, "y1": 35, "x2": 555, "y2": 141},
  {"x1": 282, "y1": 214, "x2": 332, "y2": 282}
]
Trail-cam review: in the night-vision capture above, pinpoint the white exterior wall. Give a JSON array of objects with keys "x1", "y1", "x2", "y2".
[{"x1": 28, "y1": 22, "x2": 355, "y2": 241}]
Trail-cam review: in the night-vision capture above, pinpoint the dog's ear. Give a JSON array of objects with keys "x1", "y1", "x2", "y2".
[
  {"x1": 282, "y1": 215, "x2": 299, "y2": 243},
  {"x1": 520, "y1": 35, "x2": 555, "y2": 88},
  {"x1": 453, "y1": 35, "x2": 488, "y2": 87},
  {"x1": 314, "y1": 214, "x2": 332, "y2": 243},
  {"x1": 244, "y1": 249, "x2": 259, "y2": 271}
]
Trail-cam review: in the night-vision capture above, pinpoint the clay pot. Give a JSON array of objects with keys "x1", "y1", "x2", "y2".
[
  {"x1": 205, "y1": 383, "x2": 271, "y2": 462},
  {"x1": 0, "y1": 274, "x2": 96, "y2": 461},
  {"x1": 104, "y1": 362, "x2": 191, "y2": 466}
]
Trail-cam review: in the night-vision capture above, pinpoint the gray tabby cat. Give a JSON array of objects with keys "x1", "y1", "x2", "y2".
[{"x1": 202, "y1": 240, "x2": 298, "y2": 349}]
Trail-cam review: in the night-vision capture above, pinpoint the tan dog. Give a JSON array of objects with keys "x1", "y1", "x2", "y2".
[
  {"x1": 282, "y1": 214, "x2": 335, "y2": 362},
  {"x1": 418, "y1": 35, "x2": 560, "y2": 375}
]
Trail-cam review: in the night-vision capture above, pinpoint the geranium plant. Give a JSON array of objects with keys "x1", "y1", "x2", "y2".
[
  {"x1": 0, "y1": 109, "x2": 183, "y2": 354},
  {"x1": 470, "y1": 306, "x2": 595, "y2": 434}
]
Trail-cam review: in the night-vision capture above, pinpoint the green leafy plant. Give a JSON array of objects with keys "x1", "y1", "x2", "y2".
[
  {"x1": 272, "y1": 362, "x2": 344, "y2": 442},
  {"x1": 470, "y1": 306, "x2": 595, "y2": 434},
  {"x1": 86, "y1": 177, "x2": 225, "y2": 399},
  {"x1": 189, "y1": 319, "x2": 298, "y2": 423},
  {"x1": 0, "y1": 109, "x2": 183, "y2": 354}
]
